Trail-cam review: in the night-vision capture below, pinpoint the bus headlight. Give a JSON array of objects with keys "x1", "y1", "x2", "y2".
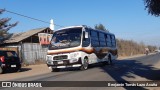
[
  {"x1": 46, "y1": 56, "x2": 53, "y2": 64},
  {"x1": 47, "y1": 56, "x2": 52, "y2": 61},
  {"x1": 70, "y1": 52, "x2": 79, "y2": 59}
]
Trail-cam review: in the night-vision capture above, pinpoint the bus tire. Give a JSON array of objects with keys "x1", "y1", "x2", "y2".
[
  {"x1": 80, "y1": 58, "x2": 88, "y2": 70},
  {"x1": 108, "y1": 56, "x2": 112, "y2": 65},
  {"x1": 101, "y1": 61, "x2": 108, "y2": 66},
  {"x1": 51, "y1": 68, "x2": 60, "y2": 72}
]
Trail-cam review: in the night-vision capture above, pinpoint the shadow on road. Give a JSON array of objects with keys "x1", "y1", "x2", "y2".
[
  {"x1": 2, "y1": 68, "x2": 32, "y2": 74},
  {"x1": 60, "y1": 67, "x2": 80, "y2": 72},
  {"x1": 20, "y1": 67, "x2": 32, "y2": 72},
  {"x1": 100, "y1": 59, "x2": 160, "y2": 90}
]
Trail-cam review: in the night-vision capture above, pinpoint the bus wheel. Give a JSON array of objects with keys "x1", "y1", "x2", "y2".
[
  {"x1": 51, "y1": 68, "x2": 60, "y2": 72},
  {"x1": 80, "y1": 58, "x2": 88, "y2": 70},
  {"x1": 108, "y1": 56, "x2": 112, "y2": 65}
]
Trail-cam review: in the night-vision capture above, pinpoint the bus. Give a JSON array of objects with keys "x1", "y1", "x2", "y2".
[{"x1": 46, "y1": 25, "x2": 118, "y2": 72}]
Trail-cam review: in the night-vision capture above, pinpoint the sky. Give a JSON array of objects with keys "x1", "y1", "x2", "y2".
[{"x1": 0, "y1": 0, "x2": 160, "y2": 46}]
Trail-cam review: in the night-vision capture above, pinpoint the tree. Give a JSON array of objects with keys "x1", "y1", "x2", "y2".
[
  {"x1": 144, "y1": 0, "x2": 160, "y2": 16},
  {"x1": 147, "y1": 45, "x2": 157, "y2": 52},
  {"x1": 0, "y1": 9, "x2": 18, "y2": 43},
  {"x1": 94, "y1": 23, "x2": 109, "y2": 31}
]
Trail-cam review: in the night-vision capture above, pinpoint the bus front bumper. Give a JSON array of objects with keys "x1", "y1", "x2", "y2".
[
  {"x1": 47, "y1": 59, "x2": 82, "y2": 68},
  {"x1": 48, "y1": 64, "x2": 82, "y2": 69}
]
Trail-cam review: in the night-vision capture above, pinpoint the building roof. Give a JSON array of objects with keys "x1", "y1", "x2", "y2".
[{"x1": 4, "y1": 27, "x2": 49, "y2": 43}]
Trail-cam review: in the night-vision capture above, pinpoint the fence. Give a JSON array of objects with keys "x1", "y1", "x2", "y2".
[{"x1": 22, "y1": 43, "x2": 48, "y2": 64}]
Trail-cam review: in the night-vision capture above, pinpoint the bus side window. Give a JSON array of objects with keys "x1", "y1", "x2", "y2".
[
  {"x1": 82, "y1": 29, "x2": 90, "y2": 47},
  {"x1": 111, "y1": 35, "x2": 116, "y2": 47},
  {"x1": 99, "y1": 33, "x2": 106, "y2": 47},
  {"x1": 91, "y1": 31, "x2": 99, "y2": 47},
  {"x1": 106, "y1": 34, "x2": 112, "y2": 47}
]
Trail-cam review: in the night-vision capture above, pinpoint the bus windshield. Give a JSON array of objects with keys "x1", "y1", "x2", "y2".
[{"x1": 49, "y1": 27, "x2": 82, "y2": 50}]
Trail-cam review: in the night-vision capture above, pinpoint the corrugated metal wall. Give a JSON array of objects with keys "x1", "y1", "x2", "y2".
[{"x1": 22, "y1": 43, "x2": 48, "y2": 64}]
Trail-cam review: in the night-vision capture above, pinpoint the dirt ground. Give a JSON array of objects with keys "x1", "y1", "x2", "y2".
[
  {"x1": 118, "y1": 53, "x2": 148, "y2": 59},
  {"x1": 0, "y1": 64, "x2": 51, "y2": 81},
  {"x1": 0, "y1": 53, "x2": 159, "y2": 81}
]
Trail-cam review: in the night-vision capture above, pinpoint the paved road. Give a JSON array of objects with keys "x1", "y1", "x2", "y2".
[{"x1": 1, "y1": 53, "x2": 160, "y2": 90}]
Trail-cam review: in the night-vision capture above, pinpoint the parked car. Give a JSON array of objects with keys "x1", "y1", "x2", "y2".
[{"x1": 0, "y1": 50, "x2": 21, "y2": 74}]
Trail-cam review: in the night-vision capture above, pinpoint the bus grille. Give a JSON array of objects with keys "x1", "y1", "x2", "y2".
[{"x1": 53, "y1": 55, "x2": 68, "y2": 60}]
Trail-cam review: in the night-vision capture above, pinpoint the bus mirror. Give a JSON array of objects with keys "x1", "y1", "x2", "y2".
[{"x1": 85, "y1": 32, "x2": 89, "y2": 39}]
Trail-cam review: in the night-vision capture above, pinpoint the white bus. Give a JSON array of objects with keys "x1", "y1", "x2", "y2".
[{"x1": 46, "y1": 25, "x2": 118, "y2": 71}]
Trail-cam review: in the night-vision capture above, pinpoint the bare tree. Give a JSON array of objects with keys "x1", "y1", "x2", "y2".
[
  {"x1": 94, "y1": 23, "x2": 109, "y2": 32},
  {"x1": 117, "y1": 39, "x2": 157, "y2": 56},
  {"x1": 0, "y1": 9, "x2": 18, "y2": 43}
]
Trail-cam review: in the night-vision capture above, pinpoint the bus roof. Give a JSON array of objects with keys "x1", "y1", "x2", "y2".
[
  {"x1": 57, "y1": 25, "x2": 83, "y2": 31},
  {"x1": 56, "y1": 25, "x2": 115, "y2": 35}
]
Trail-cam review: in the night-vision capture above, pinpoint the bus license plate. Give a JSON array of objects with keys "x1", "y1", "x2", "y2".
[
  {"x1": 11, "y1": 65, "x2": 16, "y2": 67},
  {"x1": 58, "y1": 61, "x2": 63, "y2": 64}
]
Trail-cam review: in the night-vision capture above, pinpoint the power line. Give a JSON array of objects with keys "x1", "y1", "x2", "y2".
[{"x1": 1, "y1": 9, "x2": 64, "y2": 28}]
